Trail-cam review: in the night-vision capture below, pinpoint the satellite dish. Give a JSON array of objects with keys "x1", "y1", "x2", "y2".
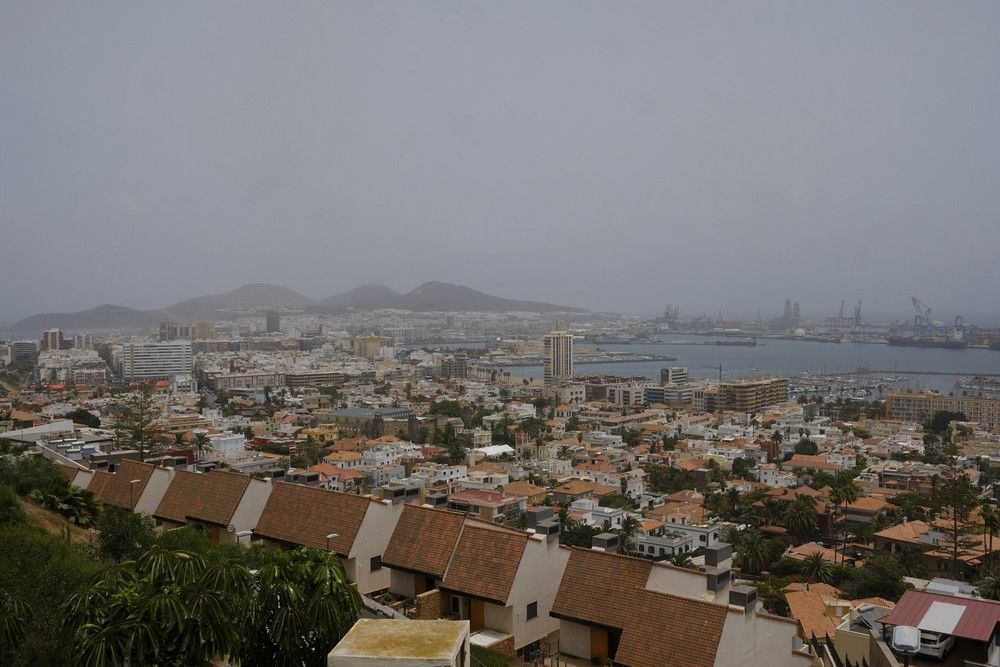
[{"x1": 227, "y1": 524, "x2": 236, "y2": 533}]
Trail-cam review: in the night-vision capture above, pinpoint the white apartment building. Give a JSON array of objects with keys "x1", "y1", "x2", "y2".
[
  {"x1": 660, "y1": 367, "x2": 689, "y2": 384},
  {"x1": 543, "y1": 331, "x2": 573, "y2": 386},
  {"x1": 118, "y1": 341, "x2": 193, "y2": 381},
  {"x1": 758, "y1": 463, "x2": 800, "y2": 488}
]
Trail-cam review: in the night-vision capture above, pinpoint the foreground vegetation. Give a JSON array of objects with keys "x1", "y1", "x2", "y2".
[{"x1": 0, "y1": 457, "x2": 361, "y2": 666}]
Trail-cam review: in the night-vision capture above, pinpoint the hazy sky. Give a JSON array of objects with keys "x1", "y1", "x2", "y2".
[{"x1": 2, "y1": 2, "x2": 999, "y2": 324}]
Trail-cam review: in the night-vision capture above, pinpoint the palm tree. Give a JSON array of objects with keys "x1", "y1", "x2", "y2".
[
  {"x1": 736, "y1": 528, "x2": 768, "y2": 575},
  {"x1": 668, "y1": 553, "x2": 695, "y2": 568},
  {"x1": 239, "y1": 548, "x2": 362, "y2": 665},
  {"x1": 65, "y1": 546, "x2": 251, "y2": 666},
  {"x1": 800, "y1": 552, "x2": 833, "y2": 583},
  {"x1": 65, "y1": 546, "x2": 361, "y2": 667},
  {"x1": 192, "y1": 432, "x2": 213, "y2": 462},
  {"x1": 784, "y1": 495, "x2": 819, "y2": 542},
  {"x1": 616, "y1": 515, "x2": 641, "y2": 556}
]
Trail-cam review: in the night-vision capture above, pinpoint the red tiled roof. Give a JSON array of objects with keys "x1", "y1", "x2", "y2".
[
  {"x1": 441, "y1": 524, "x2": 528, "y2": 605},
  {"x1": 881, "y1": 590, "x2": 1000, "y2": 642},
  {"x1": 87, "y1": 459, "x2": 155, "y2": 510},
  {"x1": 253, "y1": 482, "x2": 372, "y2": 555},
  {"x1": 154, "y1": 469, "x2": 251, "y2": 526},
  {"x1": 382, "y1": 504, "x2": 466, "y2": 578},
  {"x1": 614, "y1": 588, "x2": 728, "y2": 667},
  {"x1": 551, "y1": 548, "x2": 652, "y2": 629}
]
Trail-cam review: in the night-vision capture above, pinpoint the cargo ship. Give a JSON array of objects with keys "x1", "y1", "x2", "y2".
[
  {"x1": 713, "y1": 338, "x2": 757, "y2": 347},
  {"x1": 886, "y1": 336, "x2": 968, "y2": 349}
]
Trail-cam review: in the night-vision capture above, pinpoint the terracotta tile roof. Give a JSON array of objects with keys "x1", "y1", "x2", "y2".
[
  {"x1": 88, "y1": 459, "x2": 155, "y2": 510},
  {"x1": 614, "y1": 588, "x2": 728, "y2": 667},
  {"x1": 675, "y1": 458, "x2": 707, "y2": 471},
  {"x1": 382, "y1": 504, "x2": 466, "y2": 578},
  {"x1": 648, "y1": 501, "x2": 709, "y2": 524},
  {"x1": 551, "y1": 548, "x2": 652, "y2": 629},
  {"x1": 553, "y1": 480, "x2": 618, "y2": 497},
  {"x1": 502, "y1": 481, "x2": 547, "y2": 499},
  {"x1": 55, "y1": 463, "x2": 82, "y2": 483},
  {"x1": 845, "y1": 496, "x2": 890, "y2": 514},
  {"x1": 786, "y1": 542, "x2": 838, "y2": 562},
  {"x1": 874, "y1": 520, "x2": 929, "y2": 545},
  {"x1": 253, "y1": 482, "x2": 372, "y2": 555},
  {"x1": 154, "y1": 469, "x2": 251, "y2": 526},
  {"x1": 441, "y1": 524, "x2": 528, "y2": 605},
  {"x1": 787, "y1": 454, "x2": 842, "y2": 471},
  {"x1": 786, "y1": 590, "x2": 839, "y2": 639},
  {"x1": 664, "y1": 489, "x2": 705, "y2": 505},
  {"x1": 783, "y1": 582, "x2": 841, "y2": 597}
]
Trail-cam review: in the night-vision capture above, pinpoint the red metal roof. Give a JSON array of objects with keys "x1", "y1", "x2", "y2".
[{"x1": 880, "y1": 591, "x2": 1000, "y2": 642}]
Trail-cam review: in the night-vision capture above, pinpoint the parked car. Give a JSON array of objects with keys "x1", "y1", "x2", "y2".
[{"x1": 917, "y1": 631, "x2": 955, "y2": 659}]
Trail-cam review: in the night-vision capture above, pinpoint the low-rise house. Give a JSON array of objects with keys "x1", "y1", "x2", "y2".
[
  {"x1": 550, "y1": 547, "x2": 809, "y2": 666},
  {"x1": 447, "y1": 488, "x2": 526, "y2": 524},
  {"x1": 502, "y1": 480, "x2": 548, "y2": 505},
  {"x1": 551, "y1": 479, "x2": 618, "y2": 504},
  {"x1": 383, "y1": 505, "x2": 468, "y2": 599},
  {"x1": 252, "y1": 482, "x2": 403, "y2": 594},
  {"x1": 75, "y1": 458, "x2": 157, "y2": 511},
  {"x1": 152, "y1": 469, "x2": 272, "y2": 542},
  {"x1": 841, "y1": 496, "x2": 890, "y2": 523},
  {"x1": 440, "y1": 522, "x2": 569, "y2": 658},
  {"x1": 880, "y1": 590, "x2": 1000, "y2": 667}
]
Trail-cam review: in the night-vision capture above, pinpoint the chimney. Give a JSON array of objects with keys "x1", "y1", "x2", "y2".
[
  {"x1": 536, "y1": 518, "x2": 561, "y2": 543},
  {"x1": 592, "y1": 532, "x2": 619, "y2": 553},
  {"x1": 704, "y1": 542, "x2": 732, "y2": 593},
  {"x1": 729, "y1": 585, "x2": 758, "y2": 614},
  {"x1": 525, "y1": 506, "x2": 554, "y2": 530}
]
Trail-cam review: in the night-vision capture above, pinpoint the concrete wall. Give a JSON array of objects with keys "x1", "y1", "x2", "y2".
[
  {"x1": 390, "y1": 569, "x2": 418, "y2": 598},
  {"x1": 133, "y1": 467, "x2": 174, "y2": 515},
  {"x1": 72, "y1": 469, "x2": 94, "y2": 490},
  {"x1": 559, "y1": 620, "x2": 591, "y2": 660},
  {"x1": 226, "y1": 477, "x2": 273, "y2": 539},
  {"x1": 484, "y1": 602, "x2": 513, "y2": 636},
  {"x1": 349, "y1": 499, "x2": 404, "y2": 594},
  {"x1": 714, "y1": 609, "x2": 811, "y2": 667},
  {"x1": 504, "y1": 535, "x2": 570, "y2": 649},
  {"x1": 645, "y1": 562, "x2": 720, "y2": 602},
  {"x1": 835, "y1": 625, "x2": 874, "y2": 667}
]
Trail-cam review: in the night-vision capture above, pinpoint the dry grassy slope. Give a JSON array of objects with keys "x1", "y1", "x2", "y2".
[{"x1": 19, "y1": 498, "x2": 95, "y2": 544}]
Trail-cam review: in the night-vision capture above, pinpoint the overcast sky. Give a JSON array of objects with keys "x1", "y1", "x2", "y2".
[{"x1": 2, "y1": 1, "x2": 999, "y2": 324}]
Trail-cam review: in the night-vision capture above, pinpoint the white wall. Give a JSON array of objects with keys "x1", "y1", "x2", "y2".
[
  {"x1": 504, "y1": 536, "x2": 570, "y2": 649},
  {"x1": 348, "y1": 499, "x2": 404, "y2": 594},
  {"x1": 714, "y1": 609, "x2": 811, "y2": 667},
  {"x1": 133, "y1": 467, "x2": 174, "y2": 515},
  {"x1": 390, "y1": 568, "x2": 417, "y2": 598},
  {"x1": 226, "y1": 477, "x2": 273, "y2": 539},
  {"x1": 559, "y1": 620, "x2": 591, "y2": 660}
]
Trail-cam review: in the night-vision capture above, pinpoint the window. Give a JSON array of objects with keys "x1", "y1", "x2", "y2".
[
  {"x1": 370, "y1": 555, "x2": 382, "y2": 572},
  {"x1": 526, "y1": 602, "x2": 538, "y2": 620}
]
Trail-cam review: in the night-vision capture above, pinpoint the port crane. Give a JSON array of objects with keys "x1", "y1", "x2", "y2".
[{"x1": 911, "y1": 297, "x2": 934, "y2": 337}]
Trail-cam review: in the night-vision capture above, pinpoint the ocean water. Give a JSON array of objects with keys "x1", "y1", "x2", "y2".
[{"x1": 510, "y1": 338, "x2": 1000, "y2": 394}]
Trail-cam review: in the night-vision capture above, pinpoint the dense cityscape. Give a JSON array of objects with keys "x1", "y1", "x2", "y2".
[{"x1": 3, "y1": 290, "x2": 1000, "y2": 665}]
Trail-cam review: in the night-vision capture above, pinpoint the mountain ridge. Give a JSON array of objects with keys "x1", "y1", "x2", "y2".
[{"x1": 3, "y1": 281, "x2": 585, "y2": 331}]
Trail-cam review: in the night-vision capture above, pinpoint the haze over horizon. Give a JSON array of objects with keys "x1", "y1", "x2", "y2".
[{"x1": 3, "y1": 2, "x2": 999, "y2": 325}]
